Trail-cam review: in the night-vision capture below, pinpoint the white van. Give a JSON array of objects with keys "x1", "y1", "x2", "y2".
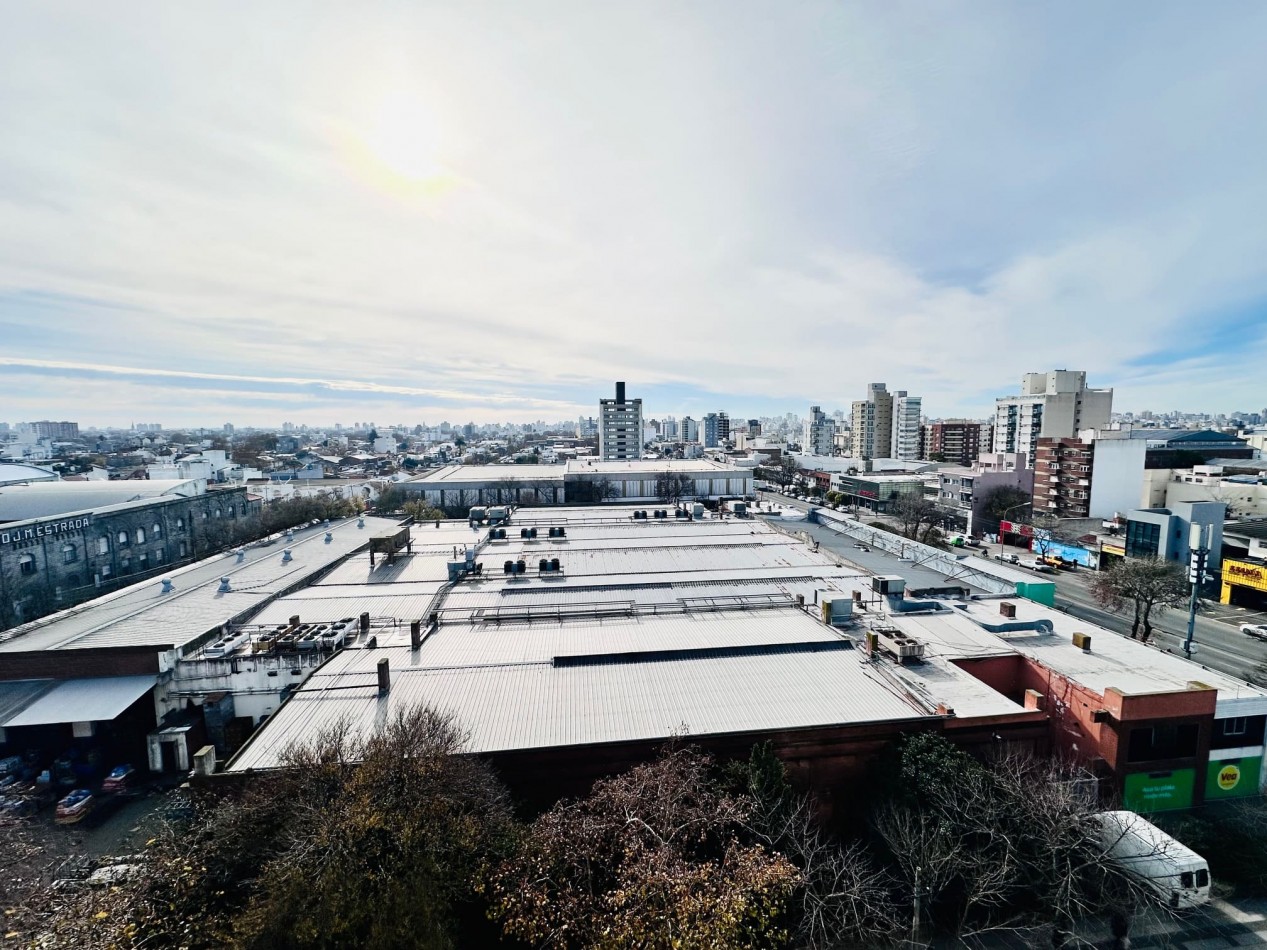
[{"x1": 1094, "y1": 810, "x2": 1211, "y2": 909}]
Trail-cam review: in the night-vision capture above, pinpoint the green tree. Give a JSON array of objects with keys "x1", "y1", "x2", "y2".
[
  {"x1": 1089, "y1": 556, "x2": 1189, "y2": 641},
  {"x1": 978, "y1": 485, "x2": 1032, "y2": 524}
]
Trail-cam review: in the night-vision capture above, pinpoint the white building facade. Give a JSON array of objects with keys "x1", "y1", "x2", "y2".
[{"x1": 992, "y1": 370, "x2": 1113, "y2": 464}]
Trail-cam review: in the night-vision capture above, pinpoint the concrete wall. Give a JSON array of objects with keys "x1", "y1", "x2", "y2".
[{"x1": 1089, "y1": 437, "x2": 1147, "y2": 519}]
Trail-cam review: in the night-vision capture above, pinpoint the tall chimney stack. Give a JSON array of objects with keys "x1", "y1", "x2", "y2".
[{"x1": 377, "y1": 657, "x2": 390, "y2": 694}]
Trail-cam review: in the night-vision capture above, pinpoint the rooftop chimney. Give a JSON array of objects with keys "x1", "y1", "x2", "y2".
[
  {"x1": 615, "y1": 381, "x2": 625, "y2": 402},
  {"x1": 377, "y1": 657, "x2": 390, "y2": 694},
  {"x1": 410, "y1": 620, "x2": 422, "y2": 649}
]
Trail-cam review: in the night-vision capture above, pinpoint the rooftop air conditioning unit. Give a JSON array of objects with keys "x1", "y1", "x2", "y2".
[
  {"x1": 871, "y1": 625, "x2": 925, "y2": 661},
  {"x1": 872, "y1": 575, "x2": 906, "y2": 596}
]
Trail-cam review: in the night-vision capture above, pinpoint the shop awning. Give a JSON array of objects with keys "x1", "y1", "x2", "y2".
[{"x1": 2, "y1": 675, "x2": 156, "y2": 727}]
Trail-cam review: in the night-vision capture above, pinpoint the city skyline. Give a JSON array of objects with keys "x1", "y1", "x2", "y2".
[{"x1": 4, "y1": 3, "x2": 1267, "y2": 424}]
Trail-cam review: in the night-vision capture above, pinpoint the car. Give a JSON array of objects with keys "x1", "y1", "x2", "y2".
[
  {"x1": 1021, "y1": 559, "x2": 1054, "y2": 573},
  {"x1": 1241, "y1": 623, "x2": 1267, "y2": 641},
  {"x1": 102, "y1": 764, "x2": 137, "y2": 793},
  {"x1": 998, "y1": 553, "x2": 1020, "y2": 565}
]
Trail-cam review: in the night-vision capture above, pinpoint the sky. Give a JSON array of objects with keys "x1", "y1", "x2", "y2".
[{"x1": 2, "y1": 1, "x2": 1267, "y2": 427}]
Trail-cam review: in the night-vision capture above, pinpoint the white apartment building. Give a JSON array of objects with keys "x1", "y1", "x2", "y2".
[
  {"x1": 802, "y1": 405, "x2": 836, "y2": 456},
  {"x1": 992, "y1": 370, "x2": 1113, "y2": 464},
  {"x1": 598, "y1": 381, "x2": 644, "y2": 461},
  {"x1": 681, "y1": 416, "x2": 699, "y2": 442},
  {"x1": 890, "y1": 392, "x2": 922, "y2": 461}
]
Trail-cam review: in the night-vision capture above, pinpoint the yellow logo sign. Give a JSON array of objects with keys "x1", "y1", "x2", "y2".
[{"x1": 1218, "y1": 764, "x2": 1241, "y2": 791}]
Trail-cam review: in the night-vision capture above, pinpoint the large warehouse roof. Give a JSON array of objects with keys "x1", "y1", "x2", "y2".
[{"x1": 0, "y1": 516, "x2": 405, "y2": 654}]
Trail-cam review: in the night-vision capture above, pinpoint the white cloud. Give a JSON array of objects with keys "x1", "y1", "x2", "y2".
[{"x1": 2, "y1": 1, "x2": 1266, "y2": 424}]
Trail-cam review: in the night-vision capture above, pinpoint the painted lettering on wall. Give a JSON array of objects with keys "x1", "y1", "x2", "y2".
[{"x1": 1, "y1": 515, "x2": 93, "y2": 546}]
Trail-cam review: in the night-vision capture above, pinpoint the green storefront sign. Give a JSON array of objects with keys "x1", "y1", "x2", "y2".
[
  {"x1": 1206, "y1": 757, "x2": 1262, "y2": 801},
  {"x1": 1123, "y1": 769, "x2": 1196, "y2": 811}
]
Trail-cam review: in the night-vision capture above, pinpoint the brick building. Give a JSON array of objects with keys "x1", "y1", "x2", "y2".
[
  {"x1": 0, "y1": 485, "x2": 257, "y2": 629},
  {"x1": 1033, "y1": 437, "x2": 1094, "y2": 518},
  {"x1": 924, "y1": 420, "x2": 983, "y2": 466}
]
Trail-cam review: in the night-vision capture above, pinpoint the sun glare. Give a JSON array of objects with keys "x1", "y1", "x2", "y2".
[{"x1": 340, "y1": 90, "x2": 460, "y2": 198}]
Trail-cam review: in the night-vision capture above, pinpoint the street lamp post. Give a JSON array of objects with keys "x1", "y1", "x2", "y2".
[{"x1": 998, "y1": 501, "x2": 1031, "y2": 562}]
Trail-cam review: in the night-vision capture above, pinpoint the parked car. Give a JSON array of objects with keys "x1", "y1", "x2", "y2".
[
  {"x1": 998, "y1": 553, "x2": 1020, "y2": 565},
  {"x1": 102, "y1": 764, "x2": 137, "y2": 793},
  {"x1": 55, "y1": 788, "x2": 95, "y2": 825},
  {"x1": 1021, "y1": 559, "x2": 1054, "y2": 573},
  {"x1": 1241, "y1": 623, "x2": 1267, "y2": 641}
]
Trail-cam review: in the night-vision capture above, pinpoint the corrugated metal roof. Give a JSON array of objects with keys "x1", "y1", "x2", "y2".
[
  {"x1": 3, "y1": 675, "x2": 155, "y2": 726},
  {"x1": 0, "y1": 479, "x2": 201, "y2": 522},
  {"x1": 377, "y1": 609, "x2": 846, "y2": 665},
  {"x1": 316, "y1": 552, "x2": 460, "y2": 586},
  {"x1": 441, "y1": 576, "x2": 864, "y2": 613},
  {"x1": 0, "y1": 516, "x2": 404, "y2": 653},
  {"x1": 251, "y1": 593, "x2": 441, "y2": 626},
  {"x1": 0, "y1": 679, "x2": 54, "y2": 724},
  {"x1": 229, "y1": 642, "x2": 926, "y2": 769}
]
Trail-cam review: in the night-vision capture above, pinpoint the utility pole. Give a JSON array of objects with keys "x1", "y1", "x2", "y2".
[{"x1": 1184, "y1": 522, "x2": 1212, "y2": 660}]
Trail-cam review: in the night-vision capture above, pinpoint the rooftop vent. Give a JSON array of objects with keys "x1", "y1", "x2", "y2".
[
  {"x1": 377, "y1": 657, "x2": 390, "y2": 694},
  {"x1": 324, "y1": 532, "x2": 333, "y2": 544},
  {"x1": 235, "y1": 548, "x2": 246, "y2": 563},
  {"x1": 218, "y1": 576, "x2": 232, "y2": 593},
  {"x1": 160, "y1": 578, "x2": 175, "y2": 594},
  {"x1": 357, "y1": 517, "x2": 365, "y2": 529},
  {"x1": 282, "y1": 548, "x2": 293, "y2": 563}
]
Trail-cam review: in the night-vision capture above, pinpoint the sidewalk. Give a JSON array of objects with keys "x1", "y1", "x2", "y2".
[{"x1": 931, "y1": 898, "x2": 1267, "y2": 949}]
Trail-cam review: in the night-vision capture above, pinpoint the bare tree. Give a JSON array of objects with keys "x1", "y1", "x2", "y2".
[
  {"x1": 890, "y1": 493, "x2": 941, "y2": 543},
  {"x1": 1090, "y1": 557, "x2": 1189, "y2": 641}
]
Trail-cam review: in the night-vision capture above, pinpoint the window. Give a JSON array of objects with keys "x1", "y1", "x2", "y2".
[
  {"x1": 152, "y1": 523, "x2": 162, "y2": 539},
  {"x1": 154, "y1": 549, "x2": 165, "y2": 564},
  {"x1": 117, "y1": 531, "x2": 129, "y2": 547},
  {"x1": 1212, "y1": 715, "x2": 1266, "y2": 749},
  {"x1": 99, "y1": 565, "x2": 112, "y2": 579},
  {"x1": 96, "y1": 537, "x2": 109, "y2": 556},
  {"x1": 120, "y1": 558, "x2": 131, "y2": 573},
  {"x1": 138, "y1": 552, "x2": 148, "y2": 569},
  {"x1": 18, "y1": 554, "x2": 36, "y2": 576},
  {"x1": 176, "y1": 518, "x2": 185, "y2": 531},
  {"x1": 1127, "y1": 723, "x2": 1199, "y2": 763},
  {"x1": 214, "y1": 508, "x2": 222, "y2": 518},
  {"x1": 1197, "y1": 869, "x2": 1209, "y2": 888},
  {"x1": 1125, "y1": 520, "x2": 1161, "y2": 559},
  {"x1": 135, "y1": 527, "x2": 146, "y2": 544},
  {"x1": 62, "y1": 543, "x2": 78, "y2": 564}
]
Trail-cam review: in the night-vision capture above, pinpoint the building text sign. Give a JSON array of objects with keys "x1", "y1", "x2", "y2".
[{"x1": 1, "y1": 515, "x2": 93, "y2": 547}]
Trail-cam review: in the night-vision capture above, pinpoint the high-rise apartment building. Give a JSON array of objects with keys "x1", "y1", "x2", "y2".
[
  {"x1": 925, "y1": 421, "x2": 983, "y2": 466},
  {"x1": 661, "y1": 417, "x2": 679, "y2": 440},
  {"x1": 992, "y1": 371, "x2": 1113, "y2": 465},
  {"x1": 850, "y1": 383, "x2": 894, "y2": 459},
  {"x1": 890, "y1": 393, "x2": 922, "y2": 461},
  {"x1": 576, "y1": 416, "x2": 598, "y2": 438},
  {"x1": 32, "y1": 421, "x2": 79, "y2": 440},
  {"x1": 703, "y1": 413, "x2": 720, "y2": 449},
  {"x1": 716, "y1": 412, "x2": 730, "y2": 443},
  {"x1": 598, "y1": 381, "x2": 644, "y2": 460},
  {"x1": 681, "y1": 416, "x2": 699, "y2": 442},
  {"x1": 802, "y1": 405, "x2": 836, "y2": 456}
]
